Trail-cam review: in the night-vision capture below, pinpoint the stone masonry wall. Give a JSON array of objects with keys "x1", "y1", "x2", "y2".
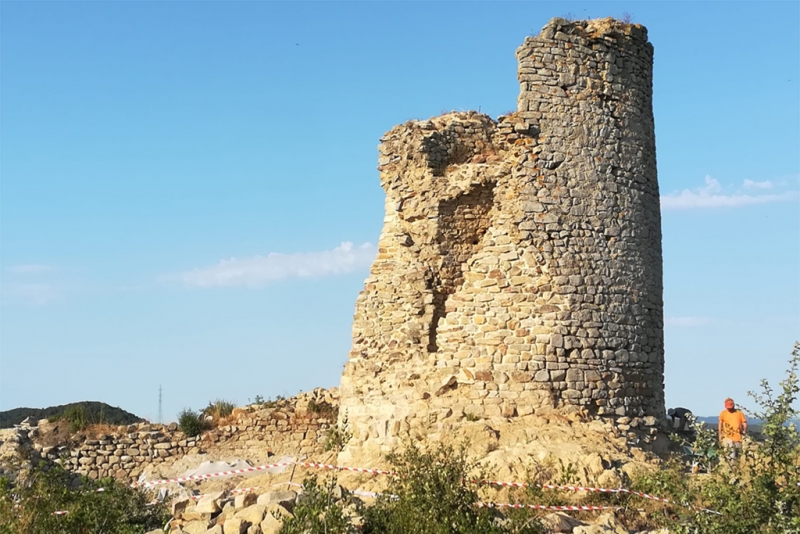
[
  {"x1": 7, "y1": 389, "x2": 337, "y2": 484},
  {"x1": 339, "y1": 17, "x2": 664, "y2": 460}
]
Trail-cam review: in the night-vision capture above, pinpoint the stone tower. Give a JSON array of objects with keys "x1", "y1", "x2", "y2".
[{"x1": 339, "y1": 17, "x2": 664, "y2": 459}]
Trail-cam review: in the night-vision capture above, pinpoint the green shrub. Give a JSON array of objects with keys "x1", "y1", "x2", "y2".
[
  {"x1": 282, "y1": 441, "x2": 543, "y2": 534},
  {"x1": 177, "y1": 408, "x2": 207, "y2": 437},
  {"x1": 278, "y1": 475, "x2": 358, "y2": 534},
  {"x1": 0, "y1": 465, "x2": 168, "y2": 534},
  {"x1": 324, "y1": 414, "x2": 353, "y2": 453},
  {"x1": 61, "y1": 405, "x2": 88, "y2": 432},
  {"x1": 363, "y1": 441, "x2": 542, "y2": 534},
  {"x1": 264, "y1": 395, "x2": 286, "y2": 408},
  {"x1": 201, "y1": 399, "x2": 236, "y2": 421},
  {"x1": 308, "y1": 400, "x2": 337, "y2": 418},
  {"x1": 631, "y1": 343, "x2": 800, "y2": 534}
]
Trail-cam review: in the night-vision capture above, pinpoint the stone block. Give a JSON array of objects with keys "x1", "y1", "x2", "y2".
[
  {"x1": 196, "y1": 491, "x2": 226, "y2": 515},
  {"x1": 223, "y1": 518, "x2": 250, "y2": 534},
  {"x1": 565, "y1": 369, "x2": 584, "y2": 382},
  {"x1": 256, "y1": 491, "x2": 296, "y2": 511},
  {"x1": 234, "y1": 504, "x2": 266, "y2": 524},
  {"x1": 234, "y1": 493, "x2": 258, "y2": 510},
  {"x1": 533, "y1": 370, "x2": 550, "y2": 382}
]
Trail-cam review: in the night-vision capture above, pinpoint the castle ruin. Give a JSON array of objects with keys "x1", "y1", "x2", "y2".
[{"x1": 339, "y1": 17, "x2": 664, "y2": 458}]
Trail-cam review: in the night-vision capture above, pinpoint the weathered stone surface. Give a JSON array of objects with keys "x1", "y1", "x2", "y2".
[
  {"x1": 259, "y1": 504, "x2": 292, "y2": 534},
  {"x1": 19, "y1": 388, "x2": 338, "y2": 489},
  {"x1": 195, "y1": 491, "x2": 225, "y2": 514},
  {"x1": 540, "y1": 512, "x2": 586, "y2": 532},
  {"x1": 234, "y1": 504, "x2": 267, "y2": 525},
  {"x1": 339, "y1": 16, "x2": 665, "y2": 462},
  {"x1": 573, "y1": 512, "x2": 628, "y2": 534},
  {"x1": 234, "y1": 493, "x2": 258, "y2": 510},
  {"x1": 182, "y1": 521, "x2": 212, "y2": 534},
  {"x1": 256, "y1": 491, "x2": 296, "y2": 510},
  {"x1": 222, "y1": 518, "x2": 250, "y2": 534}
]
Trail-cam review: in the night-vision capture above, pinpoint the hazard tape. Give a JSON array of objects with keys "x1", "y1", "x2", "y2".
[
  {"x1": 477, "y1": 502, "x2": 621, "y2": 511},
  {"x1": 479, "y1": 479, "x2": 719, "y2": 514},
  {"x1": 299, "y1": 461, "x2": 397, "y2": 476},
  {"x1": 135, "y1": 461, "x2": 294, "y2": 487},
  {"x1": 52, "y1": 459, "x2": 722, "y2": 517},
  {"x1": 188, "y1": 481, "x2": 304, "y2": 501},
  {"x1": 134, "y1": 460, "x2": 394, "y2": 488}
]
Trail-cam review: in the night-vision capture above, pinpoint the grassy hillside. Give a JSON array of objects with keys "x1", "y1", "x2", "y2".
[{"x1": 0, "y1": 401, "x2": 143, "y2": 429}]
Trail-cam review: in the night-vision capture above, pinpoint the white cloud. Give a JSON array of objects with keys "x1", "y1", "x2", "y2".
[
  {"x1": 661, "y1": 175, "x2": 798, "y2": 210},
  {"x1": 7, "y1": 264, "x2": 54, "y2": 274},
  {"x1": 176, "y1": 242, "x2": 377, "y2": 288},
  {"x1": 665, "y1": 316, "x2": 711, "y2": 327},
  {"x1": 742, "y1": 179, "x2": 773, "y2": 190}
]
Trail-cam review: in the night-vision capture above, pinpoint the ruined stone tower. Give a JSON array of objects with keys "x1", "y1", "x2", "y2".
[{"x1": 339, "y1": 17, "x2": 664, "y2": 458}]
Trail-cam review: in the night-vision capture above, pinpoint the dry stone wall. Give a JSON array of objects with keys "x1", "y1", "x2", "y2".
[
  {"x1": 339, "y1": 17, "x2": 664, "y2": 460},
  {"x1": 3, "y1": 389, "x2": 337, "y2": 484}
]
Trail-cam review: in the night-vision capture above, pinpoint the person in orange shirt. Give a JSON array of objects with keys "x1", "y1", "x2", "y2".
[{"x1": 718, "y1": 397, "x2": 747, "y2": 459}]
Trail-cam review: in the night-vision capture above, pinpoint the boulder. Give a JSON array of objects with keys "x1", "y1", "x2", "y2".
[
  {"x1": 182, "y1": 521, "x2": 213, "y2": 534},
  {"x1": 196, "y1": 491, "x2": 226, "y2": 515},
  {"x1": 259, "y1": 504, "x2": 292, "y2": 534},
  {"x1": 234, "y1": 492, "x2": 258, "y2": 510},
  {"x1": 540, "y1": 512, "x2": 586, "y2": 532},
  {"x1": 584, "y1": 453, "x2": 606, "y2": 477},
  {"x1": 573, "y1": 512, "x2": 628, "y2": 534},
  {"x1": 234, "y1": 504, "x2": 267, "y2": 525},
  {"x1": 597, "y1": 469, "x2": 622, "y2": 489},
  {"x1": 222, "y1": 518, "x2": 250, "y2": 534},
  {"x1": 172, "y1": 496, "x2": 192, "y2": 519},
  {"x1": 256, "y1": 490, "x2": 296, "y2": 511}
]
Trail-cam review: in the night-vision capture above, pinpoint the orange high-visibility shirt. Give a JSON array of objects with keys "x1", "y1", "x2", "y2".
[{"x1": 719, "y1": 409, "x2": 747, "y2": 442}]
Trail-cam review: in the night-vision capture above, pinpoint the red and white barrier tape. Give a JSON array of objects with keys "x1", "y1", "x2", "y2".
[
  {"x1": 135, "y1": 461, "x2": 294, "y2": 487},
  {"x1": 52, "y1": 459, "x2": 722, "y2": 516},
  {"x1": 477, "y1": 502, "x2": 620, "y2": 511},
  {"x1": 480, "y1": 479, "x2": 718, "y2": 514},
  {"x1": 299, "y1": 461, "x2": 397, "y2": 476}
]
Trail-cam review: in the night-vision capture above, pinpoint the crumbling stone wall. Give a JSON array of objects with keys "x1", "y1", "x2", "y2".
[
  {"x1": 339, "y1": 17, "x2": 664, "y2": 459},
  {"x1": 3, "y1": 389, "x2": 337, "y2": 484}
]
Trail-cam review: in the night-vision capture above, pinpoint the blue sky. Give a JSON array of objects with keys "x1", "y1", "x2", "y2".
[{"x1": 1, "y1": 1, "x2": 798, "y2": 422}]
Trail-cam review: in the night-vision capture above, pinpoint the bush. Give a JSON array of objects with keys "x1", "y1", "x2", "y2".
[
  {"x1": 201, "y1": 399, "x2": 236, "y2": 422},
  {"x1": 0, "y1": 465, "x2": 168, "y2": 534},
  {"x1": 308, "y1": 400, "x2": 337, "y2": 418},
  {"x1": 363, "y1": 441, "x2": 542, "y2": 534},
  {"x1": 631, "y1": 343, "x2": 800, "y2": 534},
  {"x1": 279, "y1": 475, "x2": 358, "y2": 534},
  {"x1": 282, "y1": 441, "x2": 543, "y2": 534},
  {"x1": 61, "y1": 406, "x2": 88, "y2": 432},
  {"x1": 177, "y1": 409, "x2": 207, "y2": 437}
]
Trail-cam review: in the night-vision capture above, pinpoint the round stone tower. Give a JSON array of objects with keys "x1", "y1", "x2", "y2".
[{"x1": 338, "y1": 17, "x2": 664, "y2": 460}]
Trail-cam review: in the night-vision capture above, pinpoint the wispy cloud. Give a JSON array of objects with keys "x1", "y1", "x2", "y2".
[
  {"x1": 661, "y1": 176, "x2": 798, "y2": 210},
  {"x1": 174, "y1": 242, "x2": 377, "y2": 288},
  {"x1": 7, "y1": 264, "x2": 54, "y2": 274},
  {"x1": 665, "y1": 316, "x2": 711, "y2": 327},
  {"x1": 742, "y1": 179, "x2": 773, "y2": 190}
]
